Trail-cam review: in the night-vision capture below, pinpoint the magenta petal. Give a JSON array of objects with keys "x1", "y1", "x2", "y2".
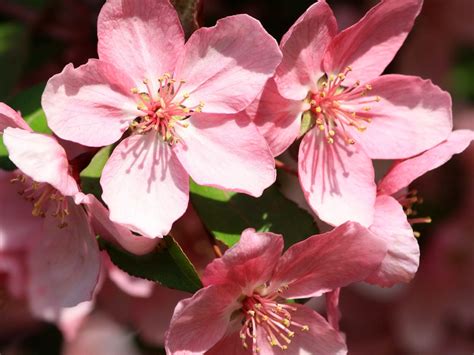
[
  {"x1": 276, "y1": 1, "x2": 337, "y2": 100},
  {"x1": 28, "y1": 202, "x2": 100, "y2": 320},
  {"x1": 43, "y1": 60, "x2": 139, "y2": 147},
  {"x1": 3, "y1": 128, "x2": 79, "y2": 197},
  {"x1": 82, "y1": 194, "x2": 158, "y2": 255},
  {"x1": 348, "y1": 75, "x2": 453, "y2": 159},
  {"x1": 97, "y1": 0, "x2": 184, "y2": 82},
  {"x1": 0, "y1": 103, "x2": 30, "y2": 132},
  {"x1": 249, "y1": 79, "x2": 304, "y2": 156},
  {"x1": 256, "y1": 304, "x2": 347, "y2": 355},
  {"x1": 173, "y1": 113, "x2": 275, "y2": 197},
  {"x1": 101, "y1": 133, "x2": 189, "y2": 237},
  {"x1": 0, "y1": 170, "x2": 42, "y2": 251},
  {"x1": 202, "y1": 229, "x2": 284, "y2": 293},
  {"x1": 366, "y1": 195, "x2": 419, "y2": 287},
  {"x1": 298, "y1": 130, "x2": 376, "y2": 227},
  {"x1": 165, "y1": 284, "x2": 242, "y2": 354},
  {"x1": 378, "y1": 130, "x2": 474, "y2": 196},
  {"x1": 206, "y1": 326, "x2": 248, "y2": 355},
  {"x1": 271, "y1": 222, "x2": 386, "y2": 299},
  {"x1": 323, "y1": 0, "x2": 422, "y2": 85},
  {"x1": 175, "y1": 15, "x2": 281, "y2": 114}
]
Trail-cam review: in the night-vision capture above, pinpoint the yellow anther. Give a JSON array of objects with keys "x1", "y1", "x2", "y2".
[
  {"x1": 247, "y1": 310, "x2": 255, "y2": 316},
  {"x1": 318, "y1": 125, "x2": 325, "y2": 131},
  {"x1": 338, "y1": 73, "x2": 346, "y2": 80},
  {"x1": 131, "y1": 87, "x2": 139, "y2": 94},
  {"x1": 329, "y1": 129, "x2": 336, "y2": 136},
  {"x1": 375, "y1": 96, "x2": 381, "y2": 102},
  {"x1": 414, "y1": 231, "x2": 421, "y2": 238},
  {"x1": 347, "y1": 138, "x2": 355, "y2": 145},
  {"x1": 288, "y1": 331, "x2": 295, "y2": 338},
  {"x1": 363, "y1": 106, "x2": 371, "y2": 111},
  {"x1": 346, "y1": 66, "x2": 352, "y2": 72},
  {"x1": 143, "y1": 79, "x2": 149, "y2": 84},
  {"x1": 310, "y1": 99, "x2": 317, "y2": 106},
  {"x1": 315, "y1": 106, "x2": 322, "y2": 113},
  {"x1": 282, "y1": 319, "x2": 290, "y2": 327},
  {"x1": 282, "y1": 345, "x2": 288, "y2": 350},
  {"x1": 182, "y1": 92, "x2": 190, "y2": 99},
  {"x1": 301, "y1": 325, "x2": 309, "y2": 331},
  {"x1": 327, "y1": 137, "x2": 334, "y2": 144},
  {"x1": 365, "y1": 84, "x2": 373, "y2": 90}
]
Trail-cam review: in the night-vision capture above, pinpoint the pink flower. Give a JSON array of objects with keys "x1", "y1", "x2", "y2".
[
  {"x1": 42, "y1": 0, "x2": 282, "y2": 238},
  {"x1": 165, "y1": 225, "x2": 386, "y2": 354},
  {"x1": 0, "y1": 106, "x2": 101, "y2": 320},
  {"x1": 250, "y1": 0, "x2": 452, "y2": 227},
  {"x1": 366, "y1": 129, "x2": 474, "y2": 286}
]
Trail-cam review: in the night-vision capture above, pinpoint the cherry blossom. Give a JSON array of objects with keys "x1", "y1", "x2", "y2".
[
  {"x1": 250, "y1": 0, "x2": 452, "y2": 227},
  {"x1": 166, "y1": 225, "x2": 386, "y2": 354},
  {"x1": 42, "y1": 0, "x2": 281, "y2": 238}
]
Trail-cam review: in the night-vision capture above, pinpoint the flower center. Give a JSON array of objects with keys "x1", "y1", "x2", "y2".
[
  {"x1": 395, "y1": 189, "x2": 432, "y2": 237},
  {"x1": 10, "y1": 174, "x2": 69, "y2": 228},
  {"x1": 303, "y1": 66, "x2": 380, "y2": 144},
  {"x1": 130, "y1": 74, "x2": 204, "y2": 144},
  {"x1": 239, "y1": 291, "x2": 309, "y2": 353}
]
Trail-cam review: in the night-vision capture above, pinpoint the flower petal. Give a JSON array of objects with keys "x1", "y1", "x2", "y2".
[
  {"x1": 97, "y1": 0, "x2": 184, "y2": 84},
  {"x1": 275, "y1": 1, "x2": 337, "y2": 100},
  {"x1": 271, "y1": 222, "x2": 386, "y2": 299},
  {"x1": 3, "y1": 128, "x2": 79, "y2": 197},
  {"x1": 323, "y1": 0, "x2": 423, "y2": 85},
  {"x1": 248, "y1": 79, "x2": 304, "y2": 157},
  {"x1": 0, "y1": 170, "x2": 42, "y2": 251},
  {"x1": 28, "y1": 202, "x2": 101, "y2": 321},
  {"x1": 82, "y1": 194, "x2": 159, "y2": 255},
  {"x1": 298, "y1": 130, "x2": 376, "y2": 227},
  {"x1": 256, "y1": 304, "x2": 347, "y2": 355},
  {"x1": 101, "y1": 133, "x2": 189, "y2": 237},
  {"x1": 0, "y1": 103, "x2": 30, "y2": 132},
  {"x1": 202, "y1": 229, "x2": 284, "y2": 293},
  {"x1": 366, "y1": 195, "x2": 419, "y2": 287},
  {"x1": 42, "y1": 60, "x2": 139, "y2": 147},
  {"x1": 165, "y1": 284, "x2": 242, "y2": 355},
  {"x1": 347, "y1": 75, "x2": 453, "y2": 159},
  {"x1": 175, "y1": 14, "x2": 281, "y2": 114},
  {"x1": 206, "y1": 326, "x2": 248, "y2": 355},
  {"x1": 173, "y1": 113, "x2": 275, "y2": 197},
  {"x1": 378, "y1": 130, "x2": 474, "y2": 195},
  {"x1": 0, "y1": 251, "x2": 28, "y2": 298}
]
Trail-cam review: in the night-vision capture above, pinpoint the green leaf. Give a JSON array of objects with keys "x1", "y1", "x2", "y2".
[
  {"x1": 101, "y1": 235, "x2": 203, "y2": 293},
  {"x1": 0, "y1": 83, "x2": 50, "y2": 170},
  {"x1": 0, "y1": 22, "x2": 29, "y2": 100},
  {"x1": 171, "y1": 0, "x2": 202, "y2": 38},
  {"x1": 190, "y1": 182, "x2": 319, "y2": 248},
  {"x1": 80, "y1": 146, "x2": 113, "y2": 199}
]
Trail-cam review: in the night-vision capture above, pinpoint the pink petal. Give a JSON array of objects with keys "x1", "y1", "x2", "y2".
[
  {"x1": 0, "y1": 103, "x2": 30, "y2": 132},
  {"x1": 378, "y1": 130, "x2": 474, "y2": 196},
  {"x1": 28, "y1": 201, "x2": 100, "y2": 321},
  {"x1": 0, "y1": 170, "x2": 42, "y2": 251},
  {"x1": 97, "y1": 0, "x2": 184, "y2": 85},
  {"x1": 3, "y1": 128, "x2": 79, "y2": 197},
  {"x1": 348, "y1": 75, "x2": 453, "y2": 159},
  {"x1": 256, "y1": 304, "x2": 347, "y2": 355},
  {"x1": 173, "y1": 113, "x2": 275, "y2": 197},
  {"x1": 175, "y1": 15, "x2": 281, "y2": 114},
  {"x1": 323, "y1": 0, "x2": 423, "y2": 85},
  {"x1": 298, "y1": 130, "x2": 376, "y2": 227},
  {"x1": 165, "y1": 284, "x2": 242, "y2": 354},
  {"x1": 101, "y1": 133, "x2": 189, "y2": 237},
  {"x1": 42, "y1": 60, "x2": 140, "y2": 147},
  {"x1": 0, "y1": 252, "x2": 28, "y2": 298},
  {"x1": 366, "y1": 195, "x2": 419, "y2": 287},
  {"x1": 82, "y1": 194, "x2": 158, "y2": 255},
  {"x1": 107, "y1": 259, "x2": 154, "y2": 298},
  {"x1": 270, "y1": 222, "x2": 386, "y2": 299},
  {"x1": 58, "y1": 300, "x2": 95, "y2": 341},
  {"x1": 248, "y1": 79, "x2": 304, "y2": 156},
  {"x1": 275, "y1": 1, "x2": 337, "y2": 100},
  {"x1": 206, "y1": 326, "x2": 248, "y2": 355},
  {"x1": 202, "y1": 229, "x2": 284, "y2": 294}
]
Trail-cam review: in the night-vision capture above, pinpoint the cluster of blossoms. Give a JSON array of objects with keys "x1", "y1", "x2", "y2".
[{"x1": 0, "y1": 0, "x2": 473, "y2": 353}]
